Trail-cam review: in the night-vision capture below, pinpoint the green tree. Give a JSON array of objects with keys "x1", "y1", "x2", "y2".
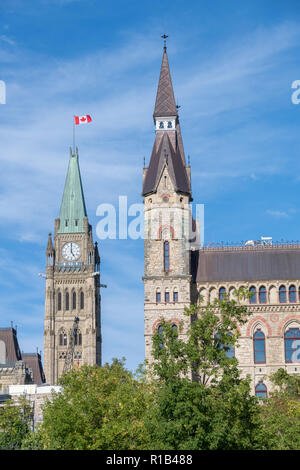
[
  {"x1": 146, "y1": 289, "x2": 262, "y2": 450},
  {"x1": 0, "y1": 396, "x2": 33, "y2": 450},
  {"x1": 258, "y1": 368, "x2": 300, "y2": 450},
  {"x1": 39, "y1": 359, "x2": 153, "y2": 450}
]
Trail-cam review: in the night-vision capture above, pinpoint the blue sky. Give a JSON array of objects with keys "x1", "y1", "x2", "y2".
[{"x1": 1, "y1": 0, "x2": 300, "y2": 372}]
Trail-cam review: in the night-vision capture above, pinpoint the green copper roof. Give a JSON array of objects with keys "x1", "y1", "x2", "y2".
[{"x1": 57, "y1": 148, "x2": 87, "y2": 233}]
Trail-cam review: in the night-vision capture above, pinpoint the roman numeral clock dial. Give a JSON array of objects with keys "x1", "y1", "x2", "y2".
[{"x1": 62, "y1": 242, "x2": 81, "y2": 261}]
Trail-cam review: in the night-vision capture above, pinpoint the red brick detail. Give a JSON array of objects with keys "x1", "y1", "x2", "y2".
[
  {"x1": 246, "y1": 316, "x2": 272, "y2": 337},
  {"x1": 158, "y1": 225, "x2": 175, "y2": 239},
  {"x1": 152, "y1": 318, "x2": 180, "y2": 334},
  {"x1": 277, "y1": 315, "x2": 300, "y2": 336}
]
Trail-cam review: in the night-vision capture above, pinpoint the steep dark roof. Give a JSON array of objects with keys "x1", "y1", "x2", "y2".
[
  {"x1": 22, "y1": 353, "x2": 46, "y2": 385},
  {"x1": 192, "y1": 246, "x2": 300, "y2": 283},
  {"x1": 0, "y1": 328, "x2": 22, "y2": 364},
  {"x1": 153, "y1": 49, "x2": 178, "y2": 118},
  {"x1": 142, "y1": 133, "x2": 190, "y2": 196}
]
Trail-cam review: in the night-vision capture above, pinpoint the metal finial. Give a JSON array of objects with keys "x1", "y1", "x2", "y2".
[
  {"x1": 161, "y1": 34, "x2": 168, "y2": 51},
  {"x1": 143, "y1": 156, "x2": 146, "y2": 167}
]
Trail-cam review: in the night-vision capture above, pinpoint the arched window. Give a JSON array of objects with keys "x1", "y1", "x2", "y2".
[
  {"x1": 57, "y1": 292, "x2": 62, "y2": 311},
  {"x1": 59, "y1": 332, "x2": 67, "y2": 346},
  {"x1": 255, "y1": 381, "x2": 267, "y2": 398},
  {"x1": 173, "y1": 291, "x2": 178, "y2": 302},
  {"x1": 158, "y1": 325, "x2": 164, "y2": 349},
  {"x1": 253, "y1": 329, "x2": 266, "y2": 363},
  {"x1": 289, "y1": 285, "x2": 296, "y2": 303},
  {"x1": 156, "y1": 291, "x2": 161, "y2": 303},
  {"x1": 225, "y1": 332, "x2": 235, "y2": 358},
  {"x1": 285, "y1": 328, "x2": 300, "y2": 363},
  {"x1": 72, "y1": 292, "x2": 76, "y2": 310},
  {"x1": 215, "y1": 332, "x2": 235, "y2": 359},
  {"x1": 164, "y1": 241, "x2": 169, "y2": 271},
  {"x1": 259, "y1": 286, "x2": 267, "y2": 304},
  {"x1": 80, "y1": 292, "x2": 84, "y2": 309},
  {"x1": 159, "y1": 121, "x2": 164, "y2": 129},
  {"x1": 65, "y1": 292, "x2": 69, "y2": 310},
  {"x1": 249, "y1": 286, "x2": 257, "y2": 304},
  {"x1": 279, "y1": 285, "x2": 286, "y2": 303},
  {"x1": 219, "y1": 287, "x2": 226, "y2": 301},
  {"x1": 172, "y1": 323, "x2": 178, "y2": 341},
  {"x1": 165, "y1": 291, "x2": 170, "y2": 303},
  {"x1": 74, "y1": 331, "x2": 82, "y2": 346}
]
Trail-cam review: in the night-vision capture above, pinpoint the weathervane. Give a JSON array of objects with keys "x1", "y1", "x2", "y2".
[{"x1": 161, "y1": 34, "x2": 168, "y2": 51}]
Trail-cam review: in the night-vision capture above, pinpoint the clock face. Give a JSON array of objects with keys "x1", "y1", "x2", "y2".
[{"x1": 62, "y1": 242, "x2": 81, "y2": 261}]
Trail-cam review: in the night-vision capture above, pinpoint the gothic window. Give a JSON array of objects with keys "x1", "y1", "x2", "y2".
[
  {"x1": 72, "y1": 292, "x2": 76, "y2": 310},
  {"x1": 253, "y1": 330, "x2": 266, "y2": 364},
  {"x1": 65, "y1": 220, "x2": 68, "y2": 227},
  {"x1": 74, "y1": 331, "x2": 82, "y2": 346},
  {"x1": 156, "y1": 291, "x2": 161, "y2": 303},
  {"x1": 75, "y1": 219, "x2": 78, "y2": 227},
  {"x1": 164, "y1": 241, "x2": 169, "y2": 271},
  {"x1": 279, "y1": 285, "x2": 287, "y2": 303},
  {"x1": 255, "y1": 381, "x2": 267, "y2": 399},
  {"x1": 80, "y1": 292, "x2": 84, "y2": 309},
  {"x1": 65, "y1": 292, "x2": 69, "y2": 310},
  {"x1": 159, "y1": 121, "x2": 164, "y2": 129},
  {"x1": 167, "y1": 121, "x2": 172, "y2": 128},
  {"x1": 59, "y1": 332, "x2": 67, "y2": 346},
  {"x1": 158, "y1": 325, "x2": 164, "y2": 349},
  {"x1": 249, "y1": 286, "x2": 257, "y2": 304},
  {"x1": 172, "y1": 323, "x2": 178, "y2": 341},
  {"x1": 173, "y1": 291, "x2": 178, "y2": 302},
  {"x1": 219, "y1": 287, "x2": 226, "y2": 301},
  {"x1": 289, "y1": 285, "x2": 296, "y2": 303},
  {"x1": 259, "y1": 286, "x2": 267, "y2": 304},
  {"x1": 225, "y1": 332, "x2": 235, "y2": 359},
  {"x1": 285, "y1": 328, "x2": 300, "y2": 363},
  {"x1": 57, "y1": 292, "x2": 62, "y2": 311},
  {"x1": 165, "y1": 292, "x2": 170, "y2": 303},
  {"x1": 215, "y1": 332, "x2": 235, "y2": 359}
]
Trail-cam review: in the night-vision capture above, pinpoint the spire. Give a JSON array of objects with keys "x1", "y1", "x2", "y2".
[
  {"x1": 46, "y1": 233, "x2": 54, "y2": 253},
  {"x1": 153, "y1": 44, "x2": 178, "y2": 118},
  {"x1": 57, "y1": 147, "x2": 87, "y2": 234},
  {"x1": 143, "y1": 43, "x2": 191, "y2": 198}
]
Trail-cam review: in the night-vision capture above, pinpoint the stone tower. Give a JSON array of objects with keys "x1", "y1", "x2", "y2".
[
  {"x1": 142, "y1": 44, "x2": 194, "y2": 363},
  {"x1": 43, "y1": 147, "x2": 101, "y2": 384}
]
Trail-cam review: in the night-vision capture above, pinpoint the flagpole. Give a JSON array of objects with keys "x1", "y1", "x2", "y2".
[{"x1": 73, "y1": 116, "x2": 75, "y2": 154}]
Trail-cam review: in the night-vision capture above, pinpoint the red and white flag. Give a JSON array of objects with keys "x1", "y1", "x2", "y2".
[{"x1": 74, "y1": 115, "x2": 92, "y2": 125}]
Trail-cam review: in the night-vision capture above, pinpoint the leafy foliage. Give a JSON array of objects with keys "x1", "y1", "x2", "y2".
[
  {"x1": 258, "y1": 368, "x2": 300, "y2": 450},
  {"x1": 0, "y1": 396, "x2": 33, "y2": 450},
  {"x1": 39, "y1": 359, "x2": 153, "y2": 450},
  {"x1": 146, "y1": 288, "x2": 261, "y2": 449}
]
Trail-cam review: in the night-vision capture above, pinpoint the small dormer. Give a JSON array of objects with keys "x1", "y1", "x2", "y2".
[{"x1": 155, "y1": 116, "x2": 177, "y2": 131}]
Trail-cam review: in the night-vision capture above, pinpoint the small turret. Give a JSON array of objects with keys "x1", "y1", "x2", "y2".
[{"x1": 46, "y1": 232, "x2": 54, "y2": 266}]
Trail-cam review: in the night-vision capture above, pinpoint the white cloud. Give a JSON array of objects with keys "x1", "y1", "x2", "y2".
[{"x1": 266, "y1": 209, "x2": 289, "y2": 219}]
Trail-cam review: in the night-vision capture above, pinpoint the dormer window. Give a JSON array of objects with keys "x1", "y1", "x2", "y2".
[
  {"x1": 159, "y1": 121, "x2": 164, "y2": 129},
  {"x1": 167, "y1": 121, "x2": 172, "y2": 128}
]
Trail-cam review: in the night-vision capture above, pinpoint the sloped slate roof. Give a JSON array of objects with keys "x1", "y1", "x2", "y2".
[
  {"x1": 142, "y1": 133, "x2": 190, "y2": 196},
  {"x1": 0, "y1": 328, "x2": 22, "y2": 364},
  {"x1": 22, "y1": 353, "x2": 46, "y2": 385},
  {"x1": 153, "y1": 49, "x2": 177, "y2": 118},
  {"x1": 192, "y1": 246, "x2": 300, "y2": 283}
]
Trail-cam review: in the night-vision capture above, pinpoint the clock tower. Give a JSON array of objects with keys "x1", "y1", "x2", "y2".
[{"x1": 43, "y1": 147, "x2": 101, "y2": 384}]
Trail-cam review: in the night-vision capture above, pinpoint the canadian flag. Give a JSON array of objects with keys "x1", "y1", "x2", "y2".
[{"x1": 74, "y1": 115, "x2": 92, "y2": 125}]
